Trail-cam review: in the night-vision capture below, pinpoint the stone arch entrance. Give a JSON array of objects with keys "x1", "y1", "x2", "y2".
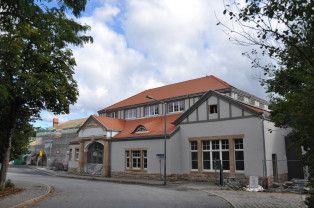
[
  {"x1": 85, "y1": 142, "x2": 104, "y2": 175},
  {"x1": 87, "y1": 142, "x2": 104, "y2": 164}
]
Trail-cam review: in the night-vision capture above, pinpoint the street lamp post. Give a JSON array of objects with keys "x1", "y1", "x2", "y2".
[{"x1": 146, "y1": 95, "x2": 167, "y2": 185}]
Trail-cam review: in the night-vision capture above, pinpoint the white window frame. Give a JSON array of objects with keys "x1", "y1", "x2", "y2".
[
  {"x1": 190, "y1": 141, "x2": 198, "y2": 171},
  {"x1": 75, "y1": 149, "x2": 79, "y2": 161},
  {"x1": 202, "y1": 140, "x2": 229, "y2": 172},
  {"x1": 107, "y1": 112, "x2": 117, "y2": 118},
  {"x1": 168, "y1": 100, "x2": 184, "y2": 113},
  {"x1": 234, "y1": 139, "x2": 245, "y2": 172},
  {"x1": 125, "y1": 109, "x2": 137, "y2": 119},
  {"x1": 125, "y1": 151, "x2": 130, "y2": 169},
  {"x1": 143, "y1": 150, "x2": 147, "y2": 170},
  {"x1": 134, "y1": 125, "x2": 148, "y2": 134},
  {"x1": 132, "y1": 151, "x2": 141, "y2": 169},
  {"x1": 144, "y1": 105, "x2": 159, "y2": 117}
]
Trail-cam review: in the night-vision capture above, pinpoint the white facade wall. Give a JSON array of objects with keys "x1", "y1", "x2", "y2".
[
  {"x1": 68, "y1": 144, "x2": 79, "y2": 169},
  {"x1": 263, "y1": 120, "x2": 290, "y2": 177},
  {"x1": 111, "y1": 139, "x2": 170, "y2": 174},
  {"x1": 173, "y1": 117, "x2": 265, "y2": 176}
]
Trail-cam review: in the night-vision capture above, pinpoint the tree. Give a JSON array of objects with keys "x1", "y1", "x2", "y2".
[
  {"x1": 0, "y1": 0, "x2": 93, "y2": 189},
  {"x1": 219, "y1": 0, "x2": 313, "y2": 205}
]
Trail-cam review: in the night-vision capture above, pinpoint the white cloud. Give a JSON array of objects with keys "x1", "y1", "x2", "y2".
[{"x1": 35, "y1": 0, "x2": 269, "y2": 127}]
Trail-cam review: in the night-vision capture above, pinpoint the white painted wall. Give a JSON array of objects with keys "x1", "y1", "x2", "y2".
[
  {"x1": 79, "y1": 126, "x2": 106, "y2": 138},
  {"x1": 68, "y1": 144, "x2": 79, "y2": 168},
  {"x1": 220, "y1": 99, "x2": 230, "y2": 118},
  {"x1": 111, "y1": 139, "x2": 171, "y2": 174},
  {"x1": 173, "y1": 117, "x2": 266, "y2": 176},
  {"x1": 263, "y1": 120, "x2": 290, "y2": 177},
  {"x1": 198, "y1": 101, "x2": 207, "y2": 121}
]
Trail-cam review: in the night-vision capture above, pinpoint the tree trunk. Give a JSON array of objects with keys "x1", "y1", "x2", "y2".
[
  {"x1": 0, "y1": 102, "x2": 19, "y2": 189},
  {"x1": 0, "y1": 141, "x2": 12, "y2": 189}
]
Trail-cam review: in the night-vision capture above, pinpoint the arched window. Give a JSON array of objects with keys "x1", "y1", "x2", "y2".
[
  {"x1": 87, "y1": 142, "x2": 103, "y2": 164},
  {"x1": 134, "y1": 125, "x2": 148, "y2": 133}
]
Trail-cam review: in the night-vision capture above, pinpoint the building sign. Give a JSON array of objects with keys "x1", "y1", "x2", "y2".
[
  {"x1": 56, "y1": 150, "x2": 60, "y2": 154},
  {"x1": 40, "y1": 150, "x2": 43, "y2": 157}
]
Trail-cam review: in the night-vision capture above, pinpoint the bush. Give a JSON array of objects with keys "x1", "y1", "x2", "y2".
[{"x1": 5, "y1": 179, "x2": 15, "y2": 188}]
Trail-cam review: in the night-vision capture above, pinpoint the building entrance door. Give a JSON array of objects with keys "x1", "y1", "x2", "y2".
[{"x1": 86, "y1": 142, "x2": 104, "y2": 175}]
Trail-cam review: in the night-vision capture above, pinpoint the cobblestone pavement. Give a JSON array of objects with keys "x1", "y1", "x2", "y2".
[
  {"x1": 0, "y1": 179, "x2": 50, "y2": 208},
  {"x1": 204, "y1": 190, "x2": 307, "y2": 208},
  {"x1": 176, "y1": 182, "x2": 308, "y2": 208}
]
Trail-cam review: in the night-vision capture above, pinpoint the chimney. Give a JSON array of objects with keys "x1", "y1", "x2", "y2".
[{"x1": 53, "y1": 118, "x2": 59, "y2": 127}]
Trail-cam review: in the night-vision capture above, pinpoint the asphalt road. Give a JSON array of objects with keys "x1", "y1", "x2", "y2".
[{"x1": 7, "y1": 166, "x2": 230, "y2": 208}]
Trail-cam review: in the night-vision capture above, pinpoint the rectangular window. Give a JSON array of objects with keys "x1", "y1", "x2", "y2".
[
  {"x1": 190, "y1": 141, "x2": 198, "y2": 170},
  {"x1": 202, "y1": 140, "x2": 229, "y2": 171},
  {"x1": 209, "y1": 105, "x2": 218, "y2": 114},
  {"x1": 168, "y1": 100, "x2": 184, "y2": 113},
  {"x1": 125, "y1": 151, "x2": 130, "y2": 169},
  {"x1": 143, "y1": 150, "x2": 147, "y2": 169},
  {"x1": 145, "y1": 105, "x2": 159, "y2": 116},
  {"x1": 125, "y1": 109, "x2": 137, "y2": 119},
  {"x1": 107, "y1": 112, "x2": 117, "y2": 118},
  {"x1": 238, "y1": 95, "x2": 244, "y2": 101},
  {"x1": 234, "y1": 139, "x2": 244, "y2": 171},
  {"x1": 132, "y1": 151, "x2": 141, "y2": 169},
  {"x1": 75, "y1": 149, "x2": 79, "y2": 161},
  {"x1": 202, "y1": 141, "x2": 210, "y2": 170},
  {"x1": 69, "y1": 149, "x2": 72, "y2": 161},
  {"x1": 125, "y1": 149, "x2": 147, "y2": 170}
]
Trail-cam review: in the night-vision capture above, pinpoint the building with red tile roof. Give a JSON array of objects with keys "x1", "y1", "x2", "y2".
[{"x1": 68, "y1": 75, "x2": 293, "y2": 183}]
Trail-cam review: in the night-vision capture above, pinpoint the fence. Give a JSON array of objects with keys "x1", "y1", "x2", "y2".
[{"x1": 263, "y1": 159, "x2": 305, "y2": 183}]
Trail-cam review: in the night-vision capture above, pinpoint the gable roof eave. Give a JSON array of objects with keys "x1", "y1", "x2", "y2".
[
  {"x1": 112, "y1": 126, "x2": 180, "y2": 141},
  {"x1": 173, "y1": 90, "x2": 265, "y2": 126},
  {"x1": 76, "y1": 115, "x2": 110, "y2": 133}
]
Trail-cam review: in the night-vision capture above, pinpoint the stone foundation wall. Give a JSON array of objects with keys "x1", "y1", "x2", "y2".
[
  {"x1": 110, "y1": 171, "x2": 251, "y2": 185},
  {"x1": 68, "y1": 167, "x2": 77, "y2": 174},
  {"x1": 267, "y1": 173, "x2": 288, "y2": 186}
]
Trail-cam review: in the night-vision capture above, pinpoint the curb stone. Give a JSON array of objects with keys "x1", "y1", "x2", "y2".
[{"x1": 12, "y1": 183, "x2": 52, "y2": 208}]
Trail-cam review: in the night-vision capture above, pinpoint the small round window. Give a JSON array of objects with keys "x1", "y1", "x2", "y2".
[{"x1": 134, "y1": 125, "x2": 148, "y2": 133}]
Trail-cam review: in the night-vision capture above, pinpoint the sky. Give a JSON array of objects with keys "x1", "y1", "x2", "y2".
[{"x1": 34, "y1": 0, "x2": 268, "y2": 128}]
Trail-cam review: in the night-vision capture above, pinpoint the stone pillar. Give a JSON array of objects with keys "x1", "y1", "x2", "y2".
[
  {"x1": 101, "y1": 139, "x2": 109, "y2": 177},
  {"x1": 229, "y1": 138, "x2": 235, "y2": 175},
  {"x1": 78, "y1": 140, "x2": 85, "y2": 174},
  {"x1": 197, "y1": 140, "x2": 202, "y2": 174}
]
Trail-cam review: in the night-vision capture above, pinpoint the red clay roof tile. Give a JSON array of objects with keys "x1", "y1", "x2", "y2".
[
  {"x1": 71, "y1": 137, "x2": 79, "y2": 142},
  {"x1": 113, "y1": 113, "x2": 182, "y2": 138},
  {"x1": 93, "y1": 115, "x2": 126, "y2": 130},
  {"x1": 99, "y1": 75, "x2": 232, "y2": 111}
]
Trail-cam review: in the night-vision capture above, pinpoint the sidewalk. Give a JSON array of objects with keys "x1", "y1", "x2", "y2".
[{"x1": 0, "y1": 179, "x2": 51, "y2": 208}]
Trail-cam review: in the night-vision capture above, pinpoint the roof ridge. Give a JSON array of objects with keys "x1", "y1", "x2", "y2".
[
  {"x1": 99, "y1": 75, "x2": 232, "y2": 112},
  {"x1": 209, "y1": 75, "x2": 232, "y2": 87}
]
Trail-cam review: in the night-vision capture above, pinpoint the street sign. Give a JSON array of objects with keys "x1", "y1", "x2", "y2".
[
  {"x1": 156, "y1": 154, "x2": 164, "y2": 157},
  {"x1": 40, "y1": 150, "x2": 43, "y2": 157}
]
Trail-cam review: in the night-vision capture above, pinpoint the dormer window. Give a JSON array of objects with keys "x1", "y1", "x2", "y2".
[
  {"x1": 168, "y1": 100, "x2": 184, "y2": 113},
  {"x1": 134, "y1": 125, "x2": 148, "y2": 133},
  {"x1": 107, "y1": 112, "x2": 117, "y2": 118},
  {"x1": 125, "y1": 109, "x2": 137, "y2": 119},
  {"x1": 145, "y1": 105, "x2": 159, "y2": 116}
]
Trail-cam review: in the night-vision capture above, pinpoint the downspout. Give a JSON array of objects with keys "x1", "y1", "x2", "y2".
[
  {"x1": 261, "y1": 113, "x2": 267, "y2": 187},
  {"x1": 108, "y1": 129, "x2": 112, "y2": 177}
]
